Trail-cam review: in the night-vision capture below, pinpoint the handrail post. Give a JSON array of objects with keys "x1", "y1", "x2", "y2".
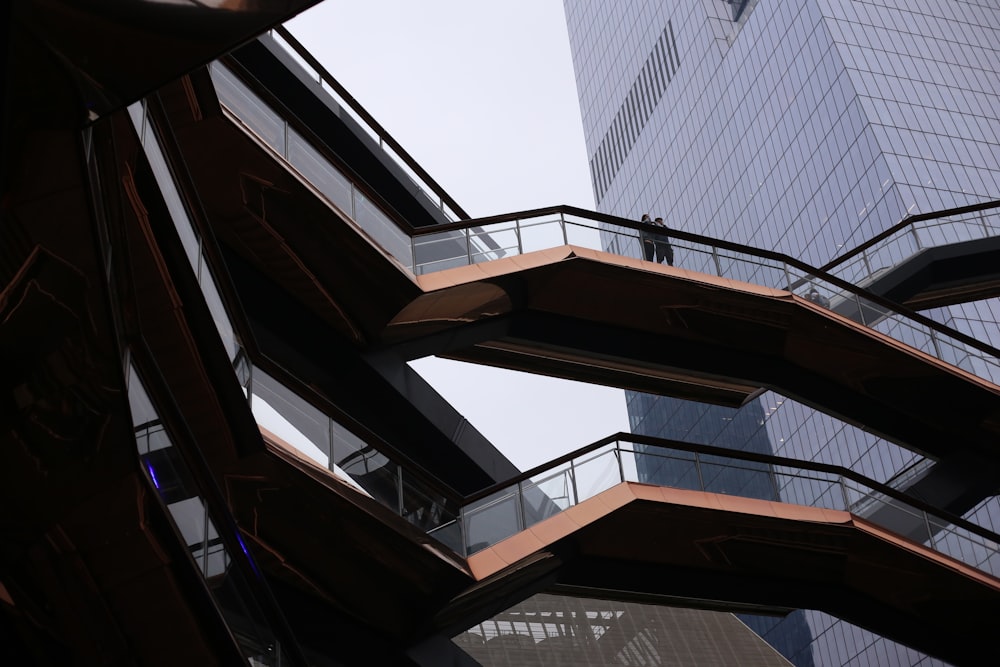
[
  {"x1": 910, "y1": 223, "x2": 922, "y2": 251},
  {"x1": 466, "y1": 228, "x2": 473, "y2": 266},
  {"x1": 396, "y1": 468, "x2": 405, "y2": 518},
  {"x1": 929, "y1": 329, "x2": 943, "y2": 359},
  {"x1": 712, "y1": 245, "x2": 723, "y2": 277},
  {"x1": 924, "y1": 511, "x2": 936, "y2": 549},
  {"x1": 569, "y1": 459, "x2": 580, "y2": 505},
  {"x1": 561, "y1": 213, "x2": 569, "y2": 246},
  {"x1": 694, "y1": 453, "x2": 705, "y2": 491},
  {"x1": 517, "y1": 481, "x2": 526, "y2": 533},
  {"x1": 458, "y1": 507, "x2": 468, "y2": 557},
  {"x1": 839, "y1": 476, "x2": 850, "y2": 511},
  {"x1": 616, "y1": 440, "x2": 626, "y2": 483},
  {"x1": 515, "y1": 219, "x2": 524, "y2": 256},
  {"x1": 769, "y1": 465, "x2": 780, "y2": 502}
]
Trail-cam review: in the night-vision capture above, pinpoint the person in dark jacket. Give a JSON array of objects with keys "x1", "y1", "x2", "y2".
[
  {"x1": 639, "y1": 213, "x2": 656, "y2": 262},
  {"x1": 652, "y1": 217, "x2": 674, "y2": 266}
]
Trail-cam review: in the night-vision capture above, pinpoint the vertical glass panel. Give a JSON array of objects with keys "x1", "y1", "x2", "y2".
[
  {"x1": 427, "y1": 520, "x2": 465, "y2": 556},
  {"x1": 127, "y1": 101, "x2": 146, "y2": 137},
  {"x1": 517, "y1": 214, "x2": 568, "y2": 253},
  {"x1": 413, "y1": 229, "x2": 470, "y2": 274},
  {"x1": 568, "y1": 444, "x2": 621, "y2": 503},
  {"x1": 140, "y1": 113, "x2": 201, "y2": 270},
  {"x1": 698, "y1": 456, "x2": 776, "y2": 501},
  {"x1": 400, "y1": 469, "x2": 459, "y2": 534},
  {"x1": 354, "y1": 193, "x2": 411, "y2": 268},
  {"x1": 334, "y1": 431, "x2": 400, "y2": 512},
  {"x1": 249, "y1": 366, "x2": 330, "y2": 465},
  {"x1": 634, "y1": 446, "x2": 701, "y2": 491},
  {"x1": 520, "y1": 463, "x2": 576, "y2": 529},
  {"x1": 210, "y1": 64, "x2": 287, "y2": 157},
  {"x1": 563, "y1": 215, "x2": 603, "y2": 249},
  {"x1": 286, "y1": 127, "x2": 354, "y2": 215},
  {"x1": 468, "y1": 222, "x2": 518, "y2": 263},
  {"x1": 464, "y1": 486, "x2": 521, "y2": 554},
  {"x1": 198, "y1": 256, "x2": 239, "y2": 361}
]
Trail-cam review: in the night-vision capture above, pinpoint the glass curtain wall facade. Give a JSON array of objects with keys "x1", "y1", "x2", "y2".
[{"x1": 563, "y1": 0, "x2": 1000, "y2": 665}]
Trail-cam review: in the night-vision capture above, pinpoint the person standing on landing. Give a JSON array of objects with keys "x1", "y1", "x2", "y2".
[
  {"x1": 639, "y1": 213, "x2": 656, "y2": 262},
  {"x1": 653, "y1": 217, "x2": 674, "y2": 266}
]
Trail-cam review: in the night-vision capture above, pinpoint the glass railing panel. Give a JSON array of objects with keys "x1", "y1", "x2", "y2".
[
  {"x1": 569, "y1": 444, "x2": 623, "y2": 503},
  {"x1": 129, "y1": 100, "x2": 242, "y2": 364},
  {"x1": 933, "y1": 521, "x2": 1000, "y2": 577},
  {"x1": 596, "y1": 220, "x2": 643, "y2": 258},
  {"x1": 427, "y1": 519, "x2": 464, "y2": 556},
  {"x1": 674, "y1": 242, "x2": 719, "y2": 276},
  {"x1": 697, "y1": 456, "x2": 776, "y2": 501},
  {"x1": 516, "y1": 214, "x2": 571, "y2": 254},
  {"x1": 464, "y1": 485, "x2": 521, "y2": 554},
  {"x1": 133, "y1": 105, "x2": 201, "y2": 270},
  {"x1": 354, "y1": 192, "x2": 412, "y2": 268},
  {"x1": 632, "y1": 446, "x2": 702, "y2": 490},
  {"x1": 287, "y1": 127, "x2": 354, "y2": 216},
  {"x1": 198, "y1": 258, "x2": 240, "y2": 362},
  {"x1": 520, "y1": 463, "x2": 577, "y2": 529},
  {"x1": 400, "y1": 469, "x2": 460, "y2": 534},
  {"x1": 713, "y1": 248, "x2": 787, "y2": 288},
  {"x1": 562, "y1": 215, "x2": 605, "y2": 249},
  {"x1": 210, "y1": 63, "x2": 287, "y2": 156},
  {"x1": 773, "y1": 467, "x2": 840, "y2": 509},
  {"x1": 249, "y1": 366, "x2": 331, "y2": 465},
  {"x1": 468, "y1": 222, "x2": 519, "y2": 264},
  {"x1": 413, "y1": 229, "x2": 471, "y2": 274},
  {"x1": 337, "y1": 444, "x2": 401, "y2": 511}
]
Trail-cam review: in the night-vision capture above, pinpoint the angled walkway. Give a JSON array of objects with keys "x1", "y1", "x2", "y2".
[
  {"x1": 446, "y1": 481, "x2": 998, "y2": 667},
  {"x1": 820, "y1": 199, "x2": 1000, "y2": 310},
  {"x1": 260, "y1": 428, "x2": 1000, "y2": 667},
  {"x1": 161, "y1": 60, "x2": 1000, "y2": 478}
]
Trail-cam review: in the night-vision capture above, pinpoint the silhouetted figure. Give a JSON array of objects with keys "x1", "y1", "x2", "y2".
[
  {"x1": 652, "y1": 217, "x2": 674, "y2": 266},
  {"x1": 639, "y1": 213, "x2": 656, "y2": 261},
  {"x1": 805, "y1": 288, "x2": 830, "y2": 308}
]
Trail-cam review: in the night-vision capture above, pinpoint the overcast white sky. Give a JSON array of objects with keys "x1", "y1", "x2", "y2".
[{"x1": 286, "y1": 1, "x2": 630, "y2": 469}]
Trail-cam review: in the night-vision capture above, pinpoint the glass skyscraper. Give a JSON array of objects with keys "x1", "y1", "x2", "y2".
[{"x1": 563, "y1": 0, "x2": 1000, "y2": 664}]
